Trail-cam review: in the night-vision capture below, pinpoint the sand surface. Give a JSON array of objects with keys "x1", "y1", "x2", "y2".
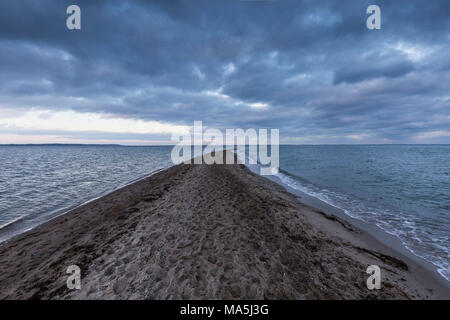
[{"x1": 0, "y1": 152, "x2": 448, "y2": 299}]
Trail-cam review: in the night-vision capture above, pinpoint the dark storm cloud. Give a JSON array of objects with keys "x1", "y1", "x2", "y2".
[
  {"x1": 333, "y1": 53, "x2": 415, "y2": 85},
  {"x1": 0, "y1": 0, "x2": 449, "y2": 143}
]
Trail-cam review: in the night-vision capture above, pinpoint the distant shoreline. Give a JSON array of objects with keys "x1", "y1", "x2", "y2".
[
  {"x1": 0, "y1": 143, "x2": 124, "y2": 147},
  {"x1": 1, "y1": 143, "x2": 450, "y2": 146}
]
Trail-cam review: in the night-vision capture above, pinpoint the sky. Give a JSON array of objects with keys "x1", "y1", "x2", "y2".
[{"x1": 0, "y1": 0, "x2": 449, "y2": 144}]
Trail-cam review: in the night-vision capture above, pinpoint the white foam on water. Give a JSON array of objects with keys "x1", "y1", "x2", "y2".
[{"x1": 0, "y1": 215, "x2": 25, "y2": 231}]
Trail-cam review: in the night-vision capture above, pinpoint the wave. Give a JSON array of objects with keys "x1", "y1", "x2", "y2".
[
  {"x1": 0, "y1": 215, "x2": 25, "y2": 231},
  {"x1": 277, "y1": 169, "x2": 450, "y2": 281}
]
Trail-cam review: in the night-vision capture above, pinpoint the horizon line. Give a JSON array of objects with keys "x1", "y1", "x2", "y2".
[{"x1": 1, "y1": 143, "x2": 450, "y2": 147}]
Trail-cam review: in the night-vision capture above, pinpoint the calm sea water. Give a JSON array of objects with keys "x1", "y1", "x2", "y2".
[
  {"x1": 0, "y1": 145, "x2": 173, "y2": 242},
  {"x1": 0, "y1": 144, "x2": 449, "y2": 281}
]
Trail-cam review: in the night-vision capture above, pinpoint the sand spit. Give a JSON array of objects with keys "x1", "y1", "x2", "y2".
[{"x1": 0, "y1": 152, "x2": 448, "y2": 299}]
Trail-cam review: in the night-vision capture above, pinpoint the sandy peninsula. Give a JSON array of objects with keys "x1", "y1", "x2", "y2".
[{"x1": 0, "y1": 152, "x2": 448, "y2": 299}]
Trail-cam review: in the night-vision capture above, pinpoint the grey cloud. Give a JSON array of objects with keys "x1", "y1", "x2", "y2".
[
  {"x1": 333, "y1": 53, "x2": 415, "y2": 85},
  {"x1": 0, "y1": 0, "x2": 449, "y2": 143}
]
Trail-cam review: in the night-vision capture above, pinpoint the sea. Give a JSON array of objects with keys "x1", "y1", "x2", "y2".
[{"x1": 0, "y1": 144, "x2": 448, "y2": 281}]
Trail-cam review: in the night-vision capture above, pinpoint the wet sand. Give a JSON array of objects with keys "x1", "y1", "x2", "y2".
[{"x1": 0, "y1": 152, "x2": 448, "y2": 299}]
